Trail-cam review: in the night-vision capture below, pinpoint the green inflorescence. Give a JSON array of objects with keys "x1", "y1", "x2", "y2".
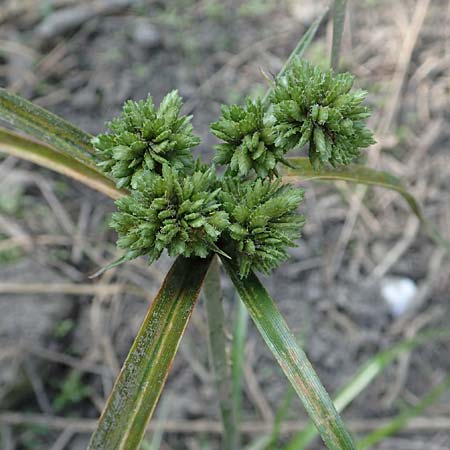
[
  {"x1": 110, "y1": 164, "x2": 229, "y2": 263},
  {"x1": 96, "y1": 61, "x2": 373, "y2": 278},
  {"x1": 271, "y1": 59, "x2": 375, "y2": 169},
  {"x1": 221, "y1": 177, "x2": 304, "y2": 278},
  {"x1": 211, "y1": 98, "x2": 285, "y2": 178},
  {"x1": 92, "y1": 90, "x2": 200, "y2": 189}
]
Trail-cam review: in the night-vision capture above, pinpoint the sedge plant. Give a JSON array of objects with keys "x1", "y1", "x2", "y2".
[
  {"x1": 89, "y1": 56, "x2": 374, "y2": 450},
  {"x1": 0, "y1": 7, "x2": 449, "y2": 450}
]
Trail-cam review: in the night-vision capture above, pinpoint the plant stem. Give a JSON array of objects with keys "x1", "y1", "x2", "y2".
[{"x1": 203, "y1": 256, "x2": 237, "y2": 450}]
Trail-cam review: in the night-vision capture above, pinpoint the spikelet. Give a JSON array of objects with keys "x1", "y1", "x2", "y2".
[
  {"x1": 221, "y1": 177, "x2": 304, "y2": 278},
  {"x1": 93, "y1": 90, "x2": 200, "y2": 189},
  {"x1": 110, "y1": 163, "x2": 229, "y2": 263},
  {"x1": 271, "y1": 59, "x2": 375, "y2": 169},
  {"x1": 211, "y1": 98, "x2": 285, "y2": 178}
]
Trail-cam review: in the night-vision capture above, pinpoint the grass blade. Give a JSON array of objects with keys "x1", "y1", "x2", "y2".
[
  {"x1": 282, "y1": 157, "x2": 450, "y2": 256},
  {"x1": 244, "y1": 390, "x2": 295, "y2": 450},
  {"x1": 221, "y1": 257, "x2": 356, "y2": 450},
  {"x1": 331, "y1": 0, "x2": 348, "y2": 70},
  {"x1": 262, "y1": 10, "x2": 327, "y2": 105},
  {"x1": 0, "y1": 87, "x2": 97, "y2": 169},
  {"x1": 140, "y1": 394, "x2": 171, "y2": 450},
  {"x1": 0, "y1": 126, "x2": 124, "y2": 200},
  {"x1": 203, "y1": 256, "x2": 237, "y2": 450},
  {"x1": 267, "y1": 388, "x2": 295, "y2": 450},
  {"x1": 284, "y1": 328, "x2": 450, "y2": 450},
  {"x1": 231, "y1": 292, "x2": 249, "y2": 447},
  {"x1": 358, "y1": 374, "x2": 450, "y2": 449},
  {"x1": 87, "y1": 255, "x2": 212, "y2": 450}
]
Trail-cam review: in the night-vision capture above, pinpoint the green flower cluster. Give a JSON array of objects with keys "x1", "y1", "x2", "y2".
[
  {"x1": 96, "y1": 61, "x2": 374, "y2": 277},
  {"x1": 110, "y1": 164, "x2": 229, "y2": 263},
  {"x1": 92, "y1": 90, "x2": 200, "y2": 189},
  {"x1": 221, "y1": 177, "x2": 304, "y2": 278},
  {"x1": 211, "y1": 98, "x2": 284, "y2": 178},
  {"x1": 271, "y1": 59, "x2": 375, "y2": 169}
]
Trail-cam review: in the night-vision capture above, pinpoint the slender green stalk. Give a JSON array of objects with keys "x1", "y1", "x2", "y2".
[
  {"x1": 222, "y1": 258, "x2": 356, "y2": 450},
  {"x1": 284, "y1": 328, "x2": 450, "y2": 450},
  {"x1": 88, "y1": 255, "x2": 211, "y2": 450},
  {"x1": 331, "y1": 0, "x2": 348, "y2": 70},
  {"x1": 358, "y1": 375, "x2": 450, "y2": 449},
  {"x1": 203, "y1": 256, "x2": 237, "y2": 450}
]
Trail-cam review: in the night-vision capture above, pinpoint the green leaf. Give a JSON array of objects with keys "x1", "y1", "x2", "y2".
[
  {"x1": 203, "y1": 256, "x2": 237, "y2": 450},
  {"x1": 262, "y1": 10, "x2": 327, "y2": 105},
  {"x1": 358, "y1": 374, "x2": 450, "y2": 449},
  {"x1": 331, "y1": 0, "x2": 348, "y2": 70},
  {"x1": 0, "y1": 87, "x2": 98, "y2": 170},
  {"x1": 231, "y1": 294, "x2": 248, "y2": 448},
  {"x1": 87, "y1": 255, "x2": 212, "y2": 450},
  {"x1": 0, "y1": 126, "x2": 125, "y2": 200},
  {"x1": 282, "y1": 157, "x2": 450, "y2": 256},
  {"x1": 221, "y1": 257, "x2": 356, "y2": 450},
  {"x1": 284, "y1": 328, "x2": 450, "y2": 450}
]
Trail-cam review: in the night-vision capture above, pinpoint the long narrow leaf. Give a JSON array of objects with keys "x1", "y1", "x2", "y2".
[
  {"x1": 0, "y1": 87, "x2": 98, "y2": 169},
  {"x1": 282, "y1": 157, "x2": 450, "y2": 255},
  {"x1": 231, "y1": 293, "x2": 249, "y2": 447},
  {"x1": 358, "y1": 374, "x2": 450, "y2": 449},
  {"x1": 331, "y1": 0, "x2": 348, "y2": 70},
  {"x1": 88, "y1": 255, "x2": 212, "y2": 450},
  {"x1": 0, "y1": 127, "x2": 124, "y2": 200},
  {"x1": 221, "y1": 257, "x2": 356, "y2": 450},
  {"x1": 262, "y1": 10, "x2": 327, "y2": 105},
  {"x1": 203, "y1": 256, "x2": 237, "y2": 450},
  {"x1": 284, "y1": 328, "x2": 450, "y2": 450}
]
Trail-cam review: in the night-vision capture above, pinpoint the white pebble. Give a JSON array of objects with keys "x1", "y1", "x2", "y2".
[{"x1": 381, "y1": 277, "x2": 417, "y2": 317}]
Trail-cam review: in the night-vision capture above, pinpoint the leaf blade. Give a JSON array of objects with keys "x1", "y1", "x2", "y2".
[
  {"x1": 284, "y1": 328, "x2": 450, "y2": 450},
  {"x1": 88, "y1": 255, "x2": 212, "y2": 450},
  {"x1": 358, "y1": 374, "x2": 450, "y2": 449},
  {"x1": 0, "y1": 126, "x2": 124, "y2": 200},
  {"x1": 221, "y1": 257, "x2": 356, "y2": 450},
  {"x1": 282, "y1": 157, "x2": 450, "y2": 255},
  {"x1": 0, "y1": 87, "x2": 97, "y2": 169}
]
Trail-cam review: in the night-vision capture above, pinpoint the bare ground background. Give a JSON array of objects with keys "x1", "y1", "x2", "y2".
[{"x1": 0, "y1": 0, "x2": 450, "y2": 449}]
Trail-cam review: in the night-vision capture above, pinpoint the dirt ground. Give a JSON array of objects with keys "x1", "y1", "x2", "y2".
[{"x1": 0, "y1": 0, "x2": 450, "y2": 449}]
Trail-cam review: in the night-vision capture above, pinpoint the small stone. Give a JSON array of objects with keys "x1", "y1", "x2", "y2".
[
  {"x1": 132, "y1": 21, "x2": 161, "y2": 49},
  {"x1": 380, "y1": 276, "x2": 417, "y2": 317}
]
